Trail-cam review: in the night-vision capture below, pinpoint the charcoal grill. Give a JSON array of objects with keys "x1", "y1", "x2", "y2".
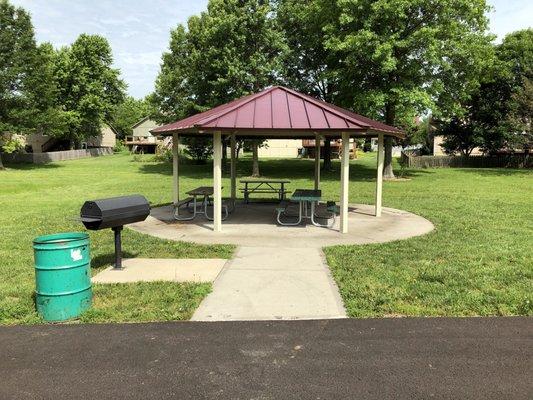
[{"x1": 80, "y1": 195, "x2": 150, "y2": 269}]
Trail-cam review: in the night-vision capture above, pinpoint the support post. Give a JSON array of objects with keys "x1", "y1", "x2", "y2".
[
  {"x1": 340, "y1": 132, "x2": 350, "y2": 233},
  {"x1": 314, "y1": 133, "x2": 321, "y2": 190},
  {"x1": 375, "y1": 133, "x2": 384, "y2": 217},
  {"x1": 112, "y1": 226, "x2": 123, "y2": 270},
  {"x1": 230, "y1": 133, "x2": 237, "y2": 201},
  {"x1": 172, "y1": 132, "x2": 179, "y2": 205},
  {"x1": 213, "y1": 131, "x2": 222, "y2": 232}
]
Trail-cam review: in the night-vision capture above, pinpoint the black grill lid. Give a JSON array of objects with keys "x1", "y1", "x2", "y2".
[{"x1": 80, "y1": 194, "x2": 150, "y2": 230}]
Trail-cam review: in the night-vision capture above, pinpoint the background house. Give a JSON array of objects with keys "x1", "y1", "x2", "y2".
[
  {"x1": 2, "y1": 124, "x2": 117, "y2": 153},
  {"x1": 258, "y1": 139, "x2": 300, "y2": 158},
  {"x1": 86, "y1": 124, "x2": 117, "y2": 149},
  {"x1": 432, "y1": 135, "x2": 483, "y2": 156},
  {"x1": 126, "y1": 117, "x2": 161, "y2": 153}
]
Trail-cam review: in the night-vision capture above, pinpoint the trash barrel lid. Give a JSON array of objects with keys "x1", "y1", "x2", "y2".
[{"x1": 33, "y1": 232, "x2": 89, "y2": 245}]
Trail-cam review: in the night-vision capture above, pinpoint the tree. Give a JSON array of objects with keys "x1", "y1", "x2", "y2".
[
  {"x1": 276, "y1": 0, "x2": 339, "y2": 170},
  {"x1": 151, "y1": 0, "x2": 285, "y2": 174},
  {"x1": 0, "y1": 1, "x2": 70, "y2": 168},
  {"x1": 497, "y1": 29, "x2": 533, "y2": 151},
  {"x1": 440, "y1": 117, "x2": 485, "y2": 156},
  {"x1": 0, "y1": 0, "x2": 37, "y2": 168},
  {"x1": 318, "y1": 0, "x2": 494, "y2": 178},
  {"x1": 53, "y1": 34, "x2": 126, "y2": 148},
  {"x1": 111, "y1": 97, "x2": 151, "y2": 139},
  {"x1": 441, "y1": 29, "x2": 533, "y2": 154}
]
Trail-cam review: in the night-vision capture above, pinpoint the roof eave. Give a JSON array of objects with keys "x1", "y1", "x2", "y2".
[{"x1": 154, "y1": 126, "x2": 403, "y2": 139}]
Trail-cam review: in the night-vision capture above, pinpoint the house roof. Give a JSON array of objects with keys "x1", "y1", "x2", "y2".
[
  {"x1": 131, "y1": 116, "x2": 150, "y2": 129},
  {"x1": 151, "y1": 86, "x2": 404, "y2": 138}
]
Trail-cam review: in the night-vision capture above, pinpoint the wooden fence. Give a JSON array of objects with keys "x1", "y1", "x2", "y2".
[
  {"x1": 2, "y1": 148, "x2": 113, "y2": 164},
  {"x1": 401, "y1": 152, "x2": 532, "y2": 169}
]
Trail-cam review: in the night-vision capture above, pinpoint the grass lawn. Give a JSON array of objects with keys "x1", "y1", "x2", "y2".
[
  {"x1": 1, "y1": 152, "x2": 531, "y2": 324},
  {"x1": 0, "y1": 153, "x2": 233, "y2": 325}
]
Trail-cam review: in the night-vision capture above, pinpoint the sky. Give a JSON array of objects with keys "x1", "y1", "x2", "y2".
[{"x1": 11, "y1": 0, "x2": 533, "y2": 99}]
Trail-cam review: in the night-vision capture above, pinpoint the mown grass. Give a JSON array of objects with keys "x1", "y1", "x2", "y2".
[
  {"x1": 1, "y1": 151, "x2": 531, "y2": 323},
  {"x1": 323, "y1": 159, "x2": 532, "y2": 317},
  {"x1": 0, "y1": 153, "x2": 233, "y2": 325}
]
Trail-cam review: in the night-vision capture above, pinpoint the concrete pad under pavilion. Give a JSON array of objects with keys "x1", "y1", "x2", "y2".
[{"x1": 130, "y1": 203, "x2": 434, "y2": 248}]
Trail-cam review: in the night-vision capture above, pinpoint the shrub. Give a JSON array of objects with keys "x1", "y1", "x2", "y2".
[
  {"x1": 182, "y1": 137, "x2": 213, "y2": 164},
  {"x1": 113, "y1": 140, "x2": 127, "y2": 153},
  {"x1": 154, "y1": 147, "x2": 173, "y2": 163},
  {"x1": 2, "y1": 138, "x2": 25, "y2": 154}
]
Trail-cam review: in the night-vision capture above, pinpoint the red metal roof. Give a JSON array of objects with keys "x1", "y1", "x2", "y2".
[{"x1": 152, "y1": 86, "x2": 403, "y2": 137}]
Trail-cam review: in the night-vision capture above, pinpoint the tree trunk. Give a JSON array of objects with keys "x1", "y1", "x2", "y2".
[
  {"x1": 222, "y1": 137, "x2": 228, "y2": 172},
  {"x1": 0, "y1": 154, "x2": 4, "y2": 170},
  {"x1": 322, "y1": 139, "x2": 332, "y2": 171},
  {"x1": 383, "y1": 136, "x2": 395, "y2": 179},
  {"x1": 236, "y1": 141, "x2": 241, "y2": 159},
  {"x1": 252, "y1": 141, "x2": 260, "y2": 177},
  {"x1": 383, "y1": 102, "x2": 396, "y2": 179}
]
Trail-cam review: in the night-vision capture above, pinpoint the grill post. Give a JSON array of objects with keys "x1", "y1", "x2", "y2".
[{"x1": 112, "y1": 226, "x2": 123, "y2": 270}]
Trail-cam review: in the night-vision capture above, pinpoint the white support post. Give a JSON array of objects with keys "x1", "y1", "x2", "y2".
[
  {"x1": 314, "y1": 134, "x2": 321, "y2": 190},
  {"x1": 375, "y1": 133, "x2": 384, "y2": 217},
  {"x1": 213, "y1": 131, "x2": 222, "y2": 232},
  {"x1": 230, "y1": 133, "x2": 237, "y2": 201},
  {"x1": 340, "y1": 132, "x2": 350, "y2": 233},
  {"x1": 172, "y1": 132, "x2": 179, "y2": 205}
]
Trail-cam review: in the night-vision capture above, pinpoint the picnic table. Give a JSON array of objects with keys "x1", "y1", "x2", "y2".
[
  {"x1": 276, "y1": 189, "x2": 336, "y2": 228},
  {"x1": 174, "y1": 186, "x2": 221, "y2": 221},
  {"x1": 292, "y1": 189, "x2": 321, "y2": 220},
  {"x1": 239, "y1": 179, "x2": 290, "y2": 203}
]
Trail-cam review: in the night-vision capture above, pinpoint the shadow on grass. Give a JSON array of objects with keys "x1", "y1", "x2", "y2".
[
  {"x1": 3, "y1": 162, "x2": 63, "y2": 171},
  {"x1": 453, "y1": 168, "x2": 532, "y2": 177},
  {"x1": 92, "y1": 251, "x2": 136, "y2": 270},
  {"x1": 137, "y1": 158, "x2": 435, "y2": 183}
]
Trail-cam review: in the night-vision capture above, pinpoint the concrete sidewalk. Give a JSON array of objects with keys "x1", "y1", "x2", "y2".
[
  {"x1": 0, "y1": 318, "x2": 531, "y2": 399},
  {"x1": 191, "y1": 246, "x2": 347, "y2": 321}
]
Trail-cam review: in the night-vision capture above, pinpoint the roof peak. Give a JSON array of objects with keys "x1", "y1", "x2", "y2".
[{"x1": 152, "y1": 86, "x2": 403, "y2": 137}]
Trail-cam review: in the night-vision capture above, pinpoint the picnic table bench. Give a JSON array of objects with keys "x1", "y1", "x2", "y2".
[
  {"x1": 174, "y1": 186, "x2": 233, "y2": 221},
  {"x1": 239, "y1": 179, "x2": 290, "y2": 203},
  {"x1": 276, "y1": 189, "x2": 338, "y2": 228}
]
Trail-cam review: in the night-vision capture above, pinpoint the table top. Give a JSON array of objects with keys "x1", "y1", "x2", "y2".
[
  {"x1": 292, "y1": 189, "x2": 322, "y2": 201},
  {"x1": 186, "y1": 186, "x2": 218, "y2": 196},
  {"x1": 240, "y1": 179, "x2": 291, "y2": 184}
]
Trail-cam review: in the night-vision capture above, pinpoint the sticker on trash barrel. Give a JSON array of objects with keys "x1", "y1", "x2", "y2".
[{"x1": 71, "y1": 249, "x2": 83, "y2": 261}]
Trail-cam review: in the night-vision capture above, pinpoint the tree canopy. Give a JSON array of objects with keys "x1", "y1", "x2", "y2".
[
  {"x1": 53, "y1": 34, "x2": 126, "y2": 147},
  {"x1": 441, "y1": 28, "x2": 533, "y2": 155},
  {"x1": 315, "y1": 0, "x2": 494, "y2": 175},
  {"x1": 151, "y1": 0, "x2": 286, "y2": 170},
  {"x1": 111, "y1": 96, "x2": 152, "y2": 139},
  {"x1": 1, "y1": 0, "x2": 126, "y2": 164}
]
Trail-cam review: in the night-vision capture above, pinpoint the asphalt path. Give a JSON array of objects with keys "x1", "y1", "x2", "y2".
[{"x1": 0, "y1": 317, "x2": 531, "y2": 399}]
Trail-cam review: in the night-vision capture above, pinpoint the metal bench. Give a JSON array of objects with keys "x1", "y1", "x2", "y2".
[
  {"x1": 276, "y1": 201, "x2": 302, "y2": 226},
  {"x1": 173, "y1": 197, "x2": 196, "y2": 221},
  {"x1": 311, "y1": 201, "x2": 337, "y2": 228},
  {"x1": 205, "y1": 198, "x2": 235, "y2": 221}
]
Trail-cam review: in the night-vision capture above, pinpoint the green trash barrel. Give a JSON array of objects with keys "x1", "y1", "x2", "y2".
[{"x1": 33, "y1": 232, "x2": 92, "y2": 322}]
